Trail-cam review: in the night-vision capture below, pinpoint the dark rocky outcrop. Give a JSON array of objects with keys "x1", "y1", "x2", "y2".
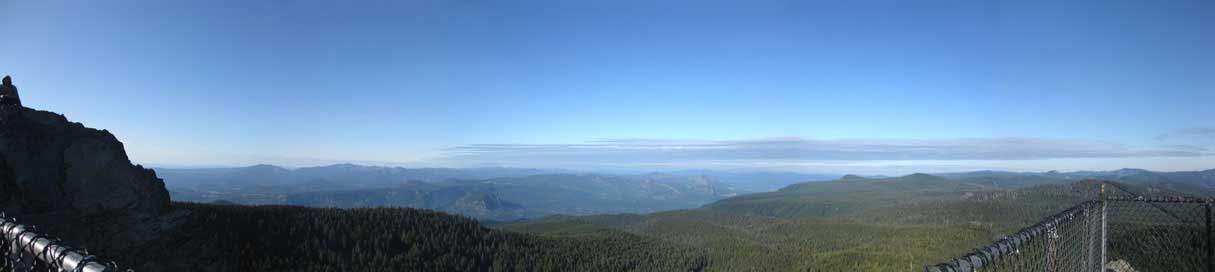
[
  {"x1": 0, "y1": 103, "x2": 196, "y2": 270},
  {"x1": 0, "y1": 107, "x2": 169, "y2": 216}
]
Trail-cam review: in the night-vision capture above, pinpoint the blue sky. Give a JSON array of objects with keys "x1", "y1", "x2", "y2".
[{"x1": 1, "y1": 0, "x2": 1212, "y2": 174}]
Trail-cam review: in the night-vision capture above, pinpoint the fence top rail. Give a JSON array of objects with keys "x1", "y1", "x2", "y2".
[
  {"x1": 1103, "y1": 181, "x2": 1215, "y2": 204},
  {"x1": 1105, "y1": 195, "x2": 1214, "y2": 204}
]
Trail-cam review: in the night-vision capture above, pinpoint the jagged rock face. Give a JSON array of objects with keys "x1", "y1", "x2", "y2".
[
  {"x1": 0, "y1": 104, "x2": 177, "y2": 268},
  {"x1": 0, "y1": 105, "x2": 170, "y2": 216}
]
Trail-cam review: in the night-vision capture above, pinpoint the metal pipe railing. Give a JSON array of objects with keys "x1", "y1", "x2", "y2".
[{"x1": 1, "y1": 214, "x2": 118, "y2": 272}]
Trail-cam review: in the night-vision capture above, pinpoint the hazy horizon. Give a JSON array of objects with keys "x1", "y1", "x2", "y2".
[
  {"x1": 143, "y1": 160, "x2": 1212, "y2": 178},
  {"x1": 3, "y1": 0, "x2": 1212, "y2": 174}
]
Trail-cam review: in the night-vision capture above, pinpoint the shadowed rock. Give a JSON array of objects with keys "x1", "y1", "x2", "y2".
[{"x1": 0, "y1": 103, "x2": 186, "y2": 269}]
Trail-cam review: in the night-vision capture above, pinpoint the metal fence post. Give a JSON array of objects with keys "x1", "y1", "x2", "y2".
[
  {"x1": 1206, "y1": 202, "x2": 1213, "y2": 272},
  {"x1": 1101, "y1": 182, "x2": 1107, "y2": 272}
]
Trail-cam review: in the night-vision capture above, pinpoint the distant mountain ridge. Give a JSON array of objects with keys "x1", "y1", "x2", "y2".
[
  {"x1": 652, "y1": 169, "x2": 839, "y2": 192},
  {"x1": 938, "y1": 168, "x2": 1215, "y2": 195},
  {"x1": 161, "y1": 166, "x2": 747, "y2": 221},
  {"x1": 160, "y1": 163, "x2": 1215, "y2": 221},
  {"x1": 159, "y1": 163, "x2": 556, "y2": 189}
]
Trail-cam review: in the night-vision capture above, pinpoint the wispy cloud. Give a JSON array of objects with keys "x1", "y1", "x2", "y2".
[
  {"x1": 1157, "y1": 128, "x2": 1215, "y2": 141},
  {"x1": 442, "y1": 137, "x2": 1207, "y2": 167}
]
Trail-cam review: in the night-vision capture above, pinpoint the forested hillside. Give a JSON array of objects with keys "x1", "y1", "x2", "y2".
[
  {"x1": 708, "y1": 174, "x2": 1101, "y2": 229},
  {"x1": 169, "y1": 202, "x2": 708, "y2": 271},
  {"x1": 501, "y1": 174, "x2": 1121, "y2": 271},
  {"x1": 504, "y1": 209, "x2": 992, "y2": 271}
]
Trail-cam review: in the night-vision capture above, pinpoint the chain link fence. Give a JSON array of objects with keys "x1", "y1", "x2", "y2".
[
  {"x1": 928, "y1": 181, "x2": 1214, "y2": 272},
  {"x1": 1105, "y1": 196, "x2": 1209, "y2": 271}
]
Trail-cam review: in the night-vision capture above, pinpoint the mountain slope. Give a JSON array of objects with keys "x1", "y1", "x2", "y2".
[
  {"x1": 502, "y1": 208, "x2": 991, "y2": 271},
  {"x1": 706, "y1": 173, "x2": 993, "y2": 219},
  {"x1": 168, "y1": 170, "x2": 744, "y2": 220},
  {"x1": 651, "y1": 170, "x2": 839, "y2": 192},
  {"x1": 283, "y1": 183, "x2": 536, "y2": 221},
  {"x1": 464, "y1": 174, "x2": 741, "y2": 216},
  {"x1": 175, "y1": 203, "x2": 708, "y2": 271},
  {"x1": 502, "y1": 174, "x2": 1111, "y2": 271}
]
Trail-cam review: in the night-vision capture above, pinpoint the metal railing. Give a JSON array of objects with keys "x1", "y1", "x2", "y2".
[
  {"x1": 928, "y1": 182, "x2": 1213, "y2": 272},
  {"x1": 1, "y1": 214, "x2": 123, "y2": 272}
]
